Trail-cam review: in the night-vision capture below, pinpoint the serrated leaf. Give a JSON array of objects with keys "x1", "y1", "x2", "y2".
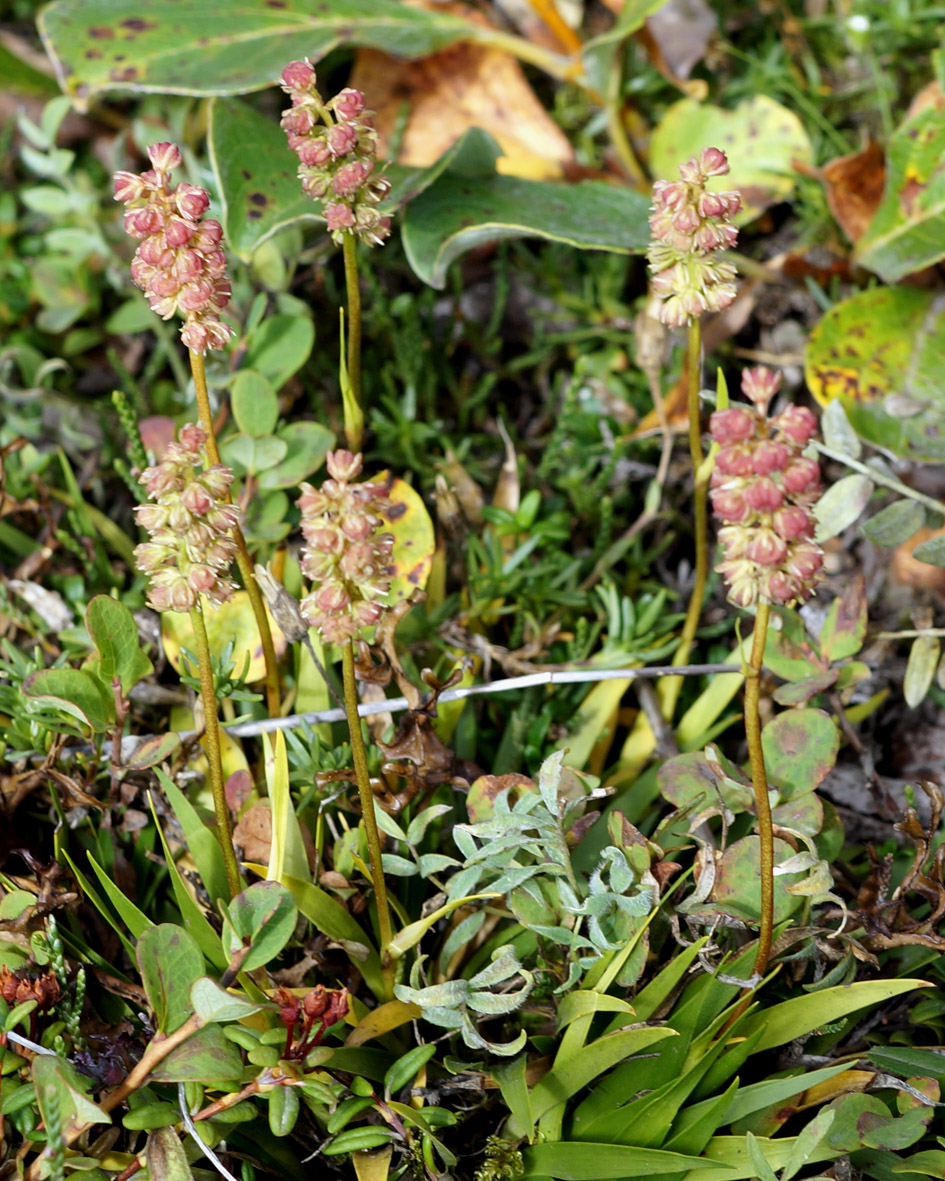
[
  {"x1": 814, "y1": 473, "x2": 874, "y2": 541},
  {"x1": 904, "y1": 635, "x2": 940, "y2": 708}
]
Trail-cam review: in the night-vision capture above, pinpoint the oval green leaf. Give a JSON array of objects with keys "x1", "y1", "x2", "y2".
[{"x1": 761, "y1": 708, "x2": 839, "y2": 799}]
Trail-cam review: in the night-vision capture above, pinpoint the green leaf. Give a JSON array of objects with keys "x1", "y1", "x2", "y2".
[
  {"x1": 243, "y1": 313, "x2": 314, "y2": 390},
  {"x1": 805, "y1": 286, "x2": 945, "y2": 462},
  {"x1": 912, "y1": 534, "x2": 945, "y2": 566},
  {"x1": 33, "y1": 1056, "x2": 110, "y2": 1140},
  {"x1": 136, "y1": 924, "x2": 205, "y2": 1035},
  {"x1": 649, "y1": 95, "x2": 812, "y2": 222},
  {"x1": 150, "y1": 795, "x2": 229, "y2": 971},
  {"x1": 231, "y1": 369, "x2": 279, "y2": 437},
  {"x1": 263, "y1": 729, "x2": 311, "y2": 887},
  {"x1": 258, "y1": 420, "x2": 334, "y2": 490},
  {"x1": 855, "y1": 100, "x2": 945, "y2": 281},
  {"x1": 814, "y1": 473, "x2": 874, "y2": 542},
  {"x1": 268, "y1": 1083, "x2": 300, "y2": 1138},
  {"x1": 149, "y1": 1022, "x2": 244, "y2": 1083},
  {"x1": 761, "y1": 708, "x2": 839, "y2": 799},
  {"x1": 322, "y1": 1127, "x2": 396, "y2": 1156},
  {"x1": 85, "y1": 595, "x2": 152, "y2": 693},
  {"x1": 156, "y1": 769, "x2": 229, "y2": 909},
  {"x1": 817, "y1": 574, "x2": 867, "y2": 664},
  {"x1": 745, "y1": 1132, "x2": 779, "y2": 1181},
  {"x1": 39, "y1": 0, "x2": 489, "y2": 105},
  {"x1": 401, "y1": 129, "x2": 651, "y2": 289},
  {"x1": 221, "y1": 432, "x2": 288, "y2": 475},
  {"x1": 739, "y1": 979, "x2": 932, "y2": 1051},
  {"x1": 22, "y1": 667, "x2": 113, "y2": 733},
  {"x1": 222, "y1": 880, "x2": 297, "y2": 972},
  {"x1": 904, "y1": 634, "x2": 941, "y2": 708},
  {"x1": 190, "y1": 977, "x2": 263, "y2": 1023},
  {"x1": 384, "y1": 1044, "x2": 437, "y2": 1097},
  {"x1": 780, "y1": 1109, "x2": 835, "y2": 1181},
  {"x1": 528, "y1": 1027, "x2": 677, "y2": 1122},
  {"x1": 85, "y1": 854, "x2": 153, "y2": 940},
  {"x1": 275, "y1": 873, "x2": 384, "y2": 998},
  {"x1": 146, "y1": 1127, "x2": 195, "y2": 1181},
  {"x1": 124, "y1": 732, "x2": 182, "y2": 771},
  {"x1": 522, "y1": 1142, "x2": 725, "y2": 1179},
  {"x1": 209, "y1": 97, "x2": 321, "y2": 261},
  {"x1": 861, "y1": 498, "x2": 925, "y2": 547}
]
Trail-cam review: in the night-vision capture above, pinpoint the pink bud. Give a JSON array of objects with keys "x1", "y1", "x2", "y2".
[
  {"x1": 785, "y1": 543, "x2": 823, "y2": 581},
  {"x1": 710, "y1": 407, "x2": 756, "y2": 445},
  {"x1": 744, "y1": 477, "x2": 784, "y2": 512},
  {"x1": 297, "y1": 137, "x2": 332, "y2": 167},
  {"x1": 181, "y1": 482, "x2": 212, "y2": 515},
  {"x1": 324, "y1": 202, "x2": 355, "y2": 231},
  {"x1": 180, "y1": 320, "x2": 209, "y2": 353},
  {"x1": 741, "y1": 367, "x2": 782, "y2": 408},
  {"x1": 699, "y1": 147, "x2": 730, "y2": 177},
  {"x1": 765, "y1": 571, "x2": 801, "y2": 605},
  {"x1": 281, "y1": 60, "x2": 316, "y2": 92},
  {"x1": 775, "y1": 404, "x2": 818, "y2": 447},
  {"x1": 746, "y1": 529, "x2": 788, "y2": 566},
  {"x1": 282, "y1": 107, "x2": 316, "y2": 137},
  {"x1": 326, "y1": 450, "x2": 363, "y2": 481},
  {"x1": 782, "y1": 458, "x2": 821, "y2": 495},
  {"x1": 188, "y1": 564, "x2": 217, "y2": 593},
  {"x1": 332, "y1": 160, "x2": 371, "y2": 197},
  {"x1": 316, "y1": 583, "x2": 351, "y2": 613},
  {"x1": 113, "y1": 171, "x2": 146, "y2": 203},
  {"x1": 147, "y1": 142, "x2": 182, "y2": 173},
  {"x1": 751, "y1": 440, "x2": 789, "y2": 475},
  {"x1": 175, "y1": 183, "x2": 210, "y2": 219},
  {"x1": 678, "y1": 157, "x2": 702, "y2": 185},
  {"x1": 715, "y1": 445, "x2": 755, "y2": 477},
  {"x1": 333, "y1": 88, "x2": 366, "y2": 120},
  {"x1": 710, "y1": 487, "x2": 750, "y2": 523},
  {"x1": 718, "y1": 525, "x2": 749, "y2": 559},
  {"x1": 356, "y1": 601, "x2": 383, "y2": 627},
  {"x1": 328, "y1": 123, "x2": 358, "y2": 157},
  {"x1": 773, "y1": 506, "x2": 811, "y2": 541},
  {"x1": 124, "y1": 206, "x2": 162, "y2": 236},
  {"x1": 168, "y1": 576, "x2": 196, "y2": 612}
]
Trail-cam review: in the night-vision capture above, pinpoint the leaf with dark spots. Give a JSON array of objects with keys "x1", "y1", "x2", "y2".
[
  {"x1": 39, "y1": 0, "x2": 491, "y2": 107},
  {"x1": 805, "y1": 286, "x2": 945, "y2": 460}
]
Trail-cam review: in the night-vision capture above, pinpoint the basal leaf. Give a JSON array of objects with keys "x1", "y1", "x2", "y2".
[
  {"x1": 522, "y1": 1141, "x2": 723, "y2": 1179},
  {"x1": 136, "y1": 924, "x2": 205, "y2": 1035},
  {"x1": 149, "y1": 1023, "x2": 244, "y2": 1083},
  {"x1": 401, "y1": 131, "x2": 650, "y2": 288},
  {"x1": 805, "y1": 286, "x2": 945, "y2": 462},
  {"x1": 856, "y1": 100, "x2": 945, "y2": 281},
  {"x1": 85, "y1": 594, "x2": 152, "y2": 693},
  {"x1": 38, "y1": 0, "x2": 482, "y2": 108},
  {"x1": 761, "y1": 708, "x2": 839, "y2": 799}
]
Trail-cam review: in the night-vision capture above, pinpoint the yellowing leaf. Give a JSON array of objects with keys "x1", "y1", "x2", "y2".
[{"x1": 161, "y1": 591, "x2": 287, "y2": 682}]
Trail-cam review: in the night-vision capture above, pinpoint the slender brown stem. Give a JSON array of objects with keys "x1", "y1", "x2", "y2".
[
  {"x1": 746, "y1": 599, "x2": 774, "y2": 979},
  {"x1": 341, "y1": 233, "x2": 364, "y2": 452},
  {"x1": 342, "y1": 640, "x2": 393, "y2": 980},
  {"x1": 189, "y1": 349, "x2": 281, "y2": 718},
  {"x1": 660, "y1": 319, "x2": 709, "y2": 719},
  {"x1": 189, "y1": 603, "x2": 242, "y2": 899}
]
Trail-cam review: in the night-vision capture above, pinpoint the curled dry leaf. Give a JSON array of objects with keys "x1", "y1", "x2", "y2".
[
  {"x1": 821, "y1": 140, "x2": 886, "y2": 244},
  {"x1": 349, "y1": 2, "x2": 574, "y2": 181}
]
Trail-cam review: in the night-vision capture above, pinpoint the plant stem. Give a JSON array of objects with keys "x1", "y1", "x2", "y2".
[
  {"x1": 189, "y1": 603, "x2": 242, "y2": 899},
  {"x1": 342, "y1": 640, "x2": 393, "y2": 980},
  {"x1": 189, "y1": 349, "x2": 281, "y2": 719},
  {"x1": 660, "y1": 319, "x2": 709, "y2": 719},
  {"x1": 341, "y1": 232, "x2": 364, "y2": 452},
  {"x1": 745, "y1": 599, "x2": 774, "y2": 979}
]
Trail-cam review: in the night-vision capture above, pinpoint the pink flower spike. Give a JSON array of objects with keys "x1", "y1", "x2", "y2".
[{"x1": 700, "y1": 147, "x2": 730, "y2": 177}]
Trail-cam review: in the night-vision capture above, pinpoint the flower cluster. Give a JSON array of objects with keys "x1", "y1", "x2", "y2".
[
  {"x1": 298, "y1": 450, "x2": 393, "y2": 644},
  {"x1": 113, "y1": 143, "x2": 232, "y2": 354},
  {"x1": 647, "y1": 147, "x2": 741, "y2": 329},
  {"x1": 710, "y1": 367, "x2": 824, "y2": 609},
  {"x1": 134, "y1": 423, "x2": 239, "y2": 613},
  {"x1": 275, "y1": 984, "x2": 349, "y2": 1062},
  {"x1": 279, "y1": 60, "x2": 391, "y2": 246}
]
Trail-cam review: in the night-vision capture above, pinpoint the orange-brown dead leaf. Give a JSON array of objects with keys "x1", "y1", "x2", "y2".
[
  {"x1": 350, "y1": 3, "x2": 574, "y2": 181},
  {"x1": 820, "y1": 140, "x2": 886, "y2": 244},
  {"x1": 891, "y1": 525, "x2": 945, "y2": 594}
]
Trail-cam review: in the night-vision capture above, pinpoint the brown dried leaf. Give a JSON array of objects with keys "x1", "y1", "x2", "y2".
[
  {"x1": 349, "y1": 6, "x2": 573, "y2": 181},
  {"x1": 821, "y1": 140, "x2": 886, "y2": 244}
]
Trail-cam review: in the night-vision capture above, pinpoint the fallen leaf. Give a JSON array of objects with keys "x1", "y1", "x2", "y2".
[
  {"x1": 891, "y1": 525, "x2": 945, "y2": 594},
  {"x1": 821, "y1": 140, "x2": 885, "y2": 243},
  {"x1": 350, "y1": 4, "x2": 574, "y2": 180},
  {"x1": 638, "y1": 0, "x2": 715, "y2": 97}
]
